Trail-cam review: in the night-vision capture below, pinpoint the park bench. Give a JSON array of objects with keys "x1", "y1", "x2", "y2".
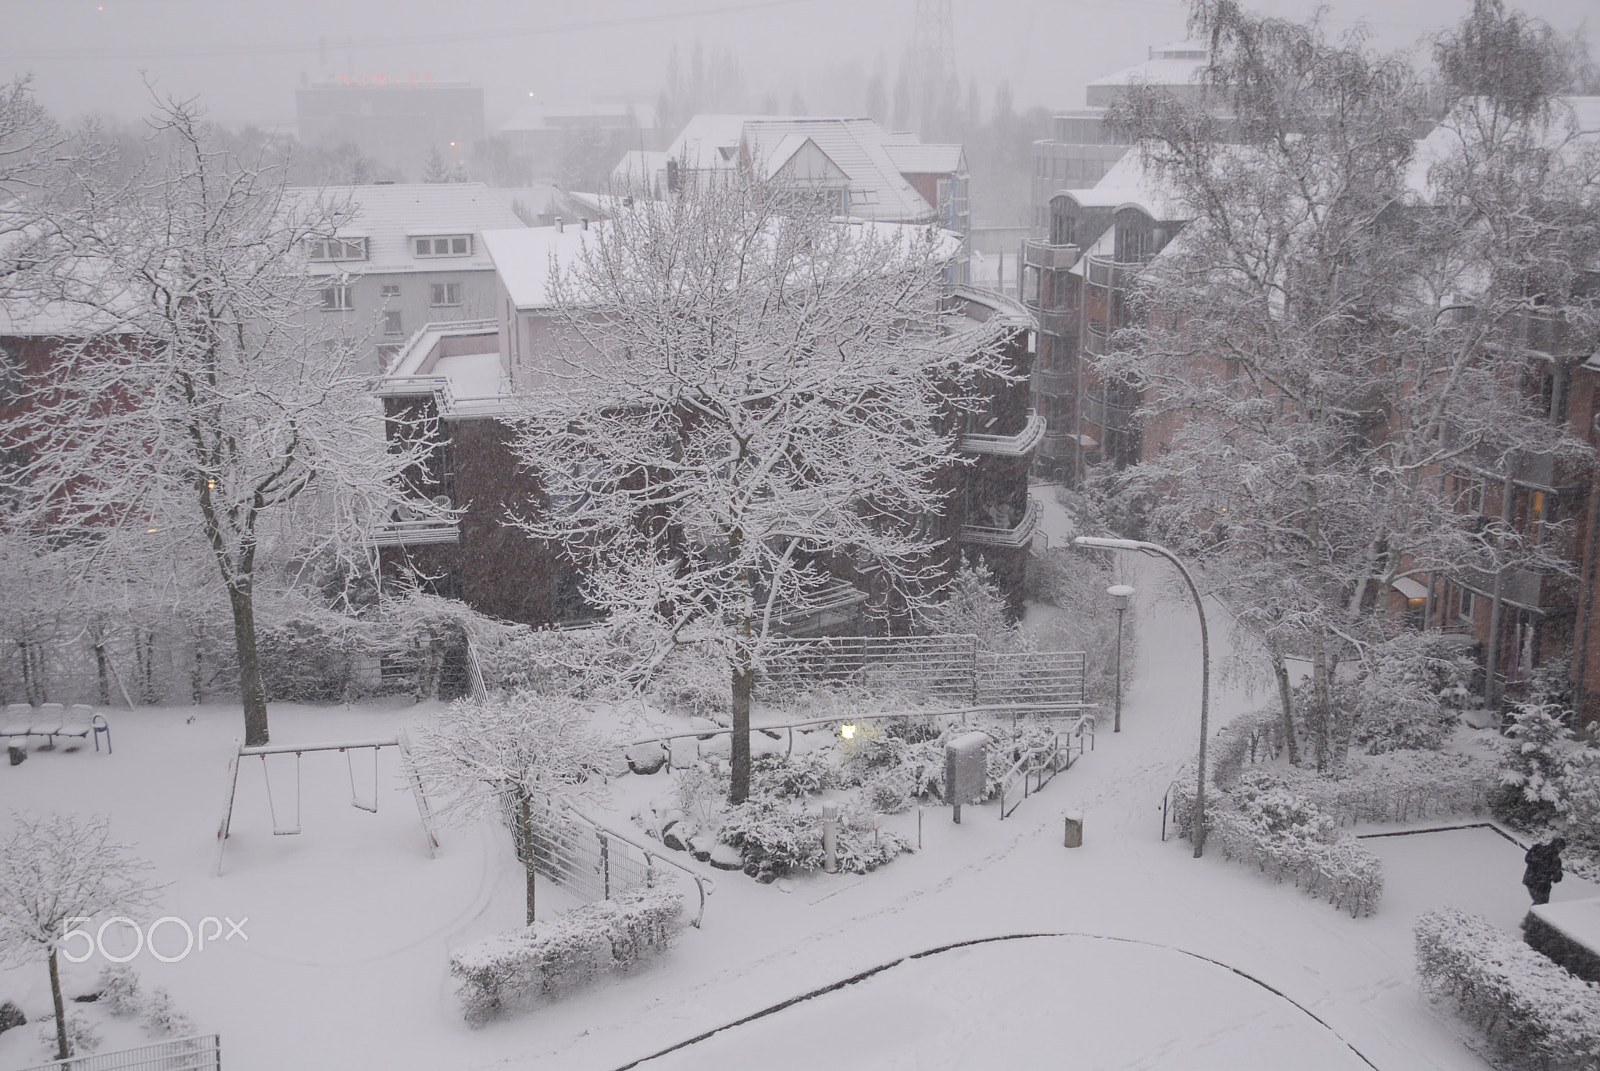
[{"x1": 2, "y1": 703, "x2": 113, "y2": 757}]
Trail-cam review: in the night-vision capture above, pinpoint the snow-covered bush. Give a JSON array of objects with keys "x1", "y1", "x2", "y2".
[
  {"x1": 833, "y1": 808, "x2": 912, "y2": 873},
  {"x1": 1495, "y1": 701, "x2": 1577, "y2": 829},
  {"x1": 95, "y1": 964, "x2": 143, "y2": 1017},
  {"x1": 450, "y1": 887, "x2": 685, "y2": 1024},
  {"x1": 0, "y1": 1001, "x2": 23, "y2": 1036},
  {"x1": 1210, "y1": 710, "x2": 1292, "y2": 788},
  {"x1": 922, "y1": 560, "x2": 1019, "y2": 642},
  {"x1": 140, "y1": 987, "x2": 195, "y2": 1037},
  {"x1": 858, "y1": 765, "x2": 916, "y2": 814},
  {"x1": 35, "y1": 1011, "x2": 99, "y2": 1057},
  {"x1": 1175, "y1": 773, "x2": 1384, "y2": 916},
  {"x1": 1559, "y1": 747, "x2": 1600, "y2": 853},
  {"x1": 1415, "y1": 907, "x2": 1600, "y2": 1070},
  {"x1": 750, "y1": 752, "x2": 835, "y2": 799},
  {"x1": 1281, "y1": 750, "x2": 1498, "y2": 826},
  {"x1": 674, "y1": 763, "x2": 728, "y2": 834},
  {"x1": 718, "y1": 799, "x2": 824, "y2": 878},
  {"x1": 649, "y1": 641, "x2": 731, "y2": 718},
  {"x1": 1346, "y1": 636, "x2": 1473, "y2": 755}
]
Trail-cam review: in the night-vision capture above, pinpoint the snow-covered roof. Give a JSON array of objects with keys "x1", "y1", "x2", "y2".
[
  {"x1": 1405, "y1": 95, "x2": 1600, "y2": 199},
  {"x1": 1088, "y1": 44, "x2": 1211, "y2": 91},
  {"x1": 481, "y1": 222, "x2": 608, "y2": 310},
  {"x1": 665, "y1": 115, "x2": 960, "y2": 223},
  {"x1": 1057, "y1": 149, "x2": 1189, "y2": 221},
  {"x1": 285, "y1": 183, "x2": 528, "y2": 276}
]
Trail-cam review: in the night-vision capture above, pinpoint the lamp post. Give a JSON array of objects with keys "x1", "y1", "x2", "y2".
[
  {"x1": 1075, "y1": 536, "x2": 1211, "y2": 858},
  {"x1": 1107, "y1": 584, "x2": 1135, "y2": 733}
]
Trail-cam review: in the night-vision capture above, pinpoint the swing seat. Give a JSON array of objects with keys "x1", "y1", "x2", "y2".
[
  {"x1": 345, "y1": 746, "x2": 379, "y2": 813},
  {"x1": 260, "y1": 753, "x2": 302, "y2": 835}
]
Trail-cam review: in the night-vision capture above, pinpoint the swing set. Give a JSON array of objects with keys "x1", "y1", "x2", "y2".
[{"x1": 215, "y1": 736, "x2": 440, "y2": 875}]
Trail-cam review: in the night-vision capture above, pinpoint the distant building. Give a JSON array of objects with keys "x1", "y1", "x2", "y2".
[
  {"x1": 287, "y1": 183, "x2": 527, "y2": 372},
  {"x1": 499, "y1": 101, "x2": 663, "y2": 188},
  {"x1": 296, "y1": 79, "x2": 485, "y2": 179},
  {"x1": 1030, "y1": 44, "x2": 1213, "y2": 231},
  {"x1": 627, "y1": 116, "x2": 971, "y2": 279}
]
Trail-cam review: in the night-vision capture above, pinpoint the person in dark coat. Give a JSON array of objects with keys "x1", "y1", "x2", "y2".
[{"x1": 1523, "y1": 837, "x2": 1567, "y2": 905}]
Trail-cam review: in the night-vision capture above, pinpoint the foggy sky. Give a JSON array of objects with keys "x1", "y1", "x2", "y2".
[{"x1": 0, "y1": 0, "x2": 1594, "y2": 132}]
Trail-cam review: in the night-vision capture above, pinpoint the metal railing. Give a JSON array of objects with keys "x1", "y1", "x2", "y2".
[
  {"x1": 996, "y1": 720, "x2": 1095, "y2": 820},
  {"x1": 1022, "y1": 240, "x2": 1081, "y2": 271},
  {"x1": 959, "y1": 498, "x2": 1041, "y2": 548},
  {"x1": 16, "y1": 1035, "x2": 221, "y2": 1071},
  {"x1": 527, "y1": 802, "x2": 713, "y2": 927},
  {"x1": 960, "y1": 411, "x2": 1047, "y2": 457},
  {"x1": 1036, "y1": 367, "x2": 1074, "y2": 397},
  {"x1": 369, "y1": 516, "x2": 461, "y2": 547}
]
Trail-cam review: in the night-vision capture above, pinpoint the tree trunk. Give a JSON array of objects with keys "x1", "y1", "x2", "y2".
[
  {"x1": 48, "y1": 946, "x2": 68, "y2": 1060},
  {"x1": 729, "y1": 654, "x2": 753, "y2": 805},
  {"x1": 226, "y1": 582, "x2": 270, "y2": 746},
  {"x1": 1311, "y1": 644, "x2": 1334, "y2": 772},
  {"x1": 1271, "y1": 647, "x2": 1300, "y2": 765},
  {"x1": 518, "y1": 790, "x2": 537, "y2": 925}
]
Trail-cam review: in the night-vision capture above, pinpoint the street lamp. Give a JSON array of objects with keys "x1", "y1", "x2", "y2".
[
  {"x1": 1107, "y1": 584, "x2": 1135, "y2": 734},
  {"x1": 1074, "y1": 536, "x2": 1211, "y2": 858}
]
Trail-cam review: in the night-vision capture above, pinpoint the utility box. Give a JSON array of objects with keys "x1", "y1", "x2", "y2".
[
  {"x1": 1063, "y1": 810, "x2": 1084, "y2": 848},
  {"x1": 945, "y1": 731, "x2": 990, "y2": 823}
]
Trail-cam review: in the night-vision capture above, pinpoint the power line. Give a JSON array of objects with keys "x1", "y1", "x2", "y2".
[{"x1": 0, "y1": 0, "x2": 815, "y2": 62}]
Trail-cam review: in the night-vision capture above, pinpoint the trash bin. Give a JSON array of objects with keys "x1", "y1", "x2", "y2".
[{"x1": 1063, "y1": 810, "x2": 1084, "y2": 848}]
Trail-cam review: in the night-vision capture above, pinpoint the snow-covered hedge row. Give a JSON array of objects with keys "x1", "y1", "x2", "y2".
[
  {"x1": 1415, "y1": 907, "x2": 1600, "y2": 1070},
  {"x1": 449, "y1": 888, "x2": 685, "y2": 1023},
  {"x1": 718, "y1": 798, "x2": 910, "y2": 881},
  {"x1": 1276, "y1": 751, "x2": 1497, "y2": 826},
  {"x1": 1171, "y1": 774, "x2": 1383, "y2": 917}
]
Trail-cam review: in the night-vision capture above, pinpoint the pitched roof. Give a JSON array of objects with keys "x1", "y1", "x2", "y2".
[
  {"x1": 665, "y1": 115, "x2": 959, "y2": 223},
  {"x1": 285, "y1": 182, "x2": 528, "y2": 276},
  {"x1": 481, "y1": 222, "x2": 608, "y2": 309}
]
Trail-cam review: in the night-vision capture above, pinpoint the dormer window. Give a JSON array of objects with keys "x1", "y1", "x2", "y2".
[
  {"x1": 308, "y1": 237, "x2": 368, "y2": 261},
  {"x1": 414, "y1": 234, "x2": 472, "y2": 258}
]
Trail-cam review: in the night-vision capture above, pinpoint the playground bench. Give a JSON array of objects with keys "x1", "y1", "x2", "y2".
[{"x1": 2, "y1": 703, "x2": 113, "y2": 755}]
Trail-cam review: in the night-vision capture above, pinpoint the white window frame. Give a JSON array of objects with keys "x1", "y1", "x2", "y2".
[
  {"x1": 413, "y1": 234, "x2": 472, "y2": 258},
  {"x1": 380, "y1": 283, "x2": 401, "y2": 298},
  {"x1": 320, "y1": 284, "x2": 354, "y2": 311},
  {"x1": 308, "y1": 237, "x2": 368, "y2": 262},
  {"x1": 429, "y1": 282, "x2": 463, "y2": 307}
]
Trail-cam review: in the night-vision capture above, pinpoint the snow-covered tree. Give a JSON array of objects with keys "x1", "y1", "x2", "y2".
[
  {"x1": 511, "y1": 170, "x2": 1007, "y2": 803},
  {"x1": 1101, "y1": 1, "x2": 1593, "y2": 767},
  {"x1": 407, "y1": 692, "x2": 609, "y2": 924},
  {"x1": 4, "y1": 95, "x2": 438, "y2": 744},
  {"x1": 0, "y1": 814, "x2": 160, "y2": 1061}
]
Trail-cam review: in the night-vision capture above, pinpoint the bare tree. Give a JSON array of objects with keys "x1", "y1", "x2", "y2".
[
  {"x1": 0, "y1": 813, "x2": 160, "y2": 1060},
  {"x1": 407, "y1": 693, "x2": 608, "y2": 924},
  {"x1": 5, "y1": 94, "x2": 437, "y2": 745},
  {"x1": 512, "y1": 173, "x2": 1006, "y2": 802}
]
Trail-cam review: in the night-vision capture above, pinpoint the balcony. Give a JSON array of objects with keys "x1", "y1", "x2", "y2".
[
  {"x1": 1085, "y1": 255, "x2": 1144, "y2": 289},
  {"x1": 1040, "y1": 431, "x2": 1079, "y2": 459},
  {"x1": 1023, "y1": 240, "x2": 1081, "y2": 271},
  {"x1": 1037, "y1": 307, "x2": 1077, "y2": 338},
  {"x1": 771, "y1": 578, "x2": 868, "y2": 636},
  {"x1": 1456, "y1": 564, "x2": 1572, "y2": 612},
  {"x1": 370, "y1": 499, "x2": 459, "y2": 547},
  {"x1": 960, "y1": 498, "x2": 1040, "y2": 548},
  {"x1": 1506, "y1": 310, "x2": 1583, "y2": 357},
  {"x1": 960, "y1": 410, "x2": 1047, "y2": 457},
  {"x1": 1084, "y1": 323, "x2": 1109, "y2": 356},
  {"x1": 1036, "y1": 367, "x2": 1075, "y2": 397}
]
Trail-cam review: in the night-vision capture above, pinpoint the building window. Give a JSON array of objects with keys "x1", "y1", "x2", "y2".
[
  {"x1": 383, "y1": 311, "x2": 404, "y2": 336},
  {"x1": 307, "y1": 237, "x2": 367, "y2": 261},
  {"x1": 414, "y1": 235, "x2": 471, "y2": 258},
  {"x1": 380, "y1": 284, "x2": 401, "y2": 298},
  {"x1": 429, "y1": 282, "x2": 463, "y2": 307},
  {"x1": 320, "y1": 284, "x2": 353, "y2": 311}
]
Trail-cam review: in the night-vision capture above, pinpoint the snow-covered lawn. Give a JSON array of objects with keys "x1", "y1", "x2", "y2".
[{"x1": 1, "y1": 562, "x2": 1593, "y2": 1069}]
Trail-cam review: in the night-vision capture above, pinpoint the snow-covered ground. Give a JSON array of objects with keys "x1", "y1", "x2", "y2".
[{"x1": 1, "y1": 558, "x2": 1593, "y2": 1070}]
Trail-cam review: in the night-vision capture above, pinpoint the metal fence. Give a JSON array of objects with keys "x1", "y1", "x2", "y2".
[
  {"x1": 996, "y1": 715, "x2": 1094, "y2": 819},
  {"x1": 761, "y1": 634, "x2": 1087, "y2": 711},
  {"x1": 524, "y1": 802, "x2": 712, "y2": 927},
  {"x1": 17, "y1": 1035, "x2": 221, "y2": 1071}
]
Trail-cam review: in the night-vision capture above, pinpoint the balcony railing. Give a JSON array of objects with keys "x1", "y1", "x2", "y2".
[
  {"x1": 1506, "y1": 310, "x2": 1584, "y2": 357},
  {"x1": 960, "y1": 410, "x2": 1047, "y2": 457},
  {"x1": 370, "y1": 499, "x2": 459, "y2": 547},
  {"x1": 1456, "y1": 564, "x2": 1572, "y2": 611},
  {"x1": 1086, "y1": 254, "x2": 1145, "y2": 289},
  {"x1": 1036, "y1": 367, "x2": 1074, "y2": 397},
  {"x1": 960, "y1": 498, "x2": 1041, "y2": 548},
  {"x1": 1037, "y1": 307, "x2": 1077, "y2": 338},
  {"x1": 1040, "y1": 431, "x2": 1078, "y2": 459},
  {"x1": 1022, "y1": 240, "x2": 1081, "y2": 271},
  {"x1": 1084, "y1": 323, "x2": 1110, "y2": 356}
]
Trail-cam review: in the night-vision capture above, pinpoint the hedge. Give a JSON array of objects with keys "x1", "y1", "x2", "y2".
[
  {"x1": 1415, "y1": 907, "x2": 1600, "y2": 1070},
  {"x1": 449, "y1": 887, "x2": 685, "y2": 1023}
]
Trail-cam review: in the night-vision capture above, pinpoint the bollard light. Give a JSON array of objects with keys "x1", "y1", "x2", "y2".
[{"x1": 840, "y1": 723, "x2": 857, "y2": 740}]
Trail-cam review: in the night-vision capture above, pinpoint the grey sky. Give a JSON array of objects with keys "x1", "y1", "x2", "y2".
[{"x1": 0, "y1": 0, "x2": 1593, "y2": 131}]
